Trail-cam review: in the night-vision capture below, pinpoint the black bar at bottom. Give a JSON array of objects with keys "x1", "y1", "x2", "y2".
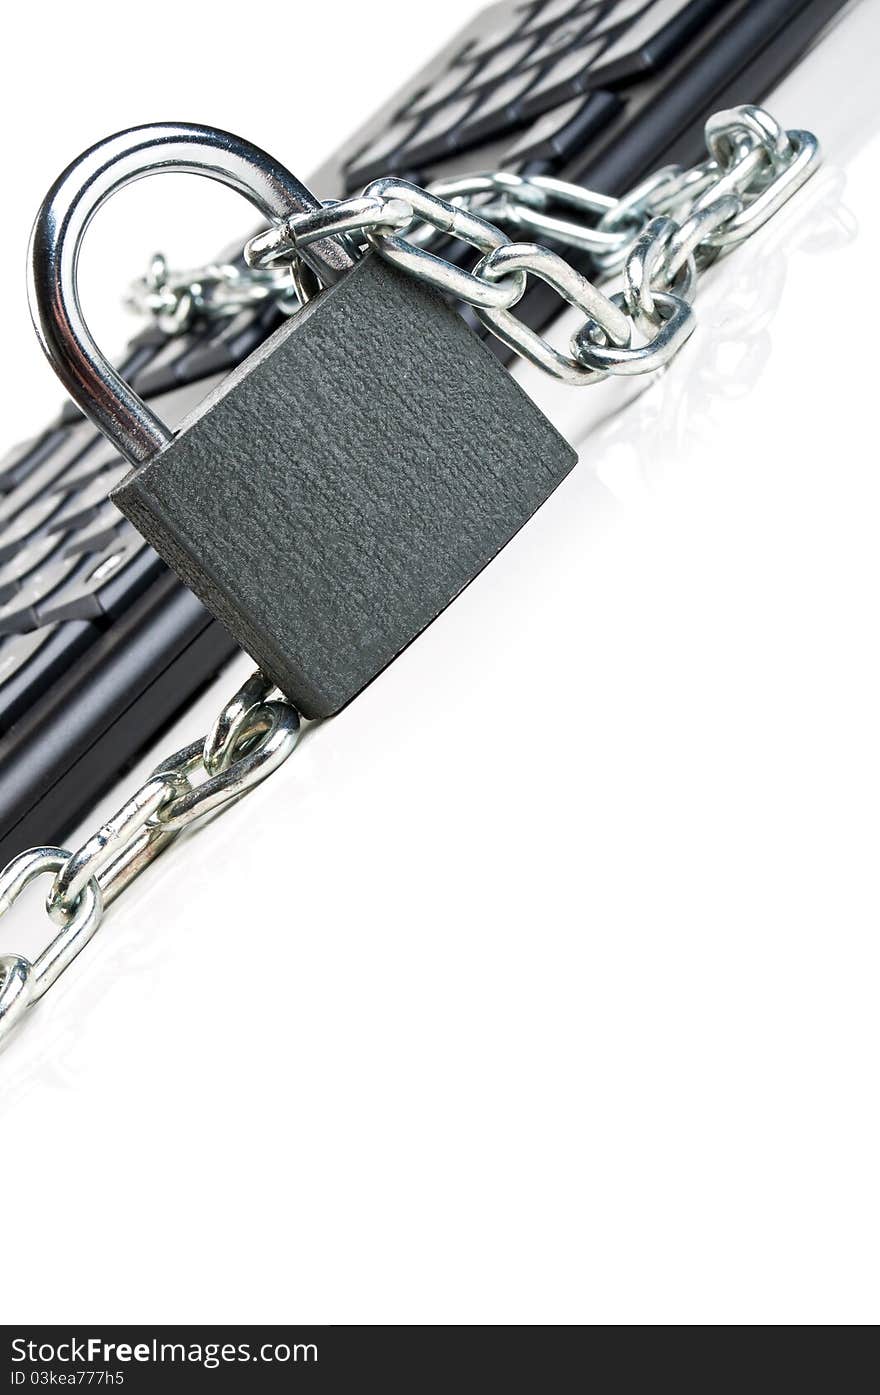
[{"x1": 0, "y1": 1324, "x2": 644, "y2": 1392}]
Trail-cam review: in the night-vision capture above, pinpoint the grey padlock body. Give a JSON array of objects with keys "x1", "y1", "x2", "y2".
[{"x1": 112, "y1": 254, "x2": 577, "y2": 718}]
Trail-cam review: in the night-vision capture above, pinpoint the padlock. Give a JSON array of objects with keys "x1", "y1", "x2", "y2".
[{"x1": 29, "y1": 125, "x2": 577, "y2": 717}]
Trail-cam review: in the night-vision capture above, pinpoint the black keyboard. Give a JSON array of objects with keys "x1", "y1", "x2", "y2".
[{"x1": 0, "y1": 0, "x2": 847, "y2": 864}]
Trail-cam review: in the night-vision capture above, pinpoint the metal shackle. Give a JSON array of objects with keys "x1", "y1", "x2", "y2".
[{"x1": 27, "y1": 123, "x2": 357, "y2": 466}]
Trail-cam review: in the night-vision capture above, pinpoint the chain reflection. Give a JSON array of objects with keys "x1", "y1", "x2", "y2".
[{"x1": 572, "y1": 165, "x2": 855, "y2": 498}]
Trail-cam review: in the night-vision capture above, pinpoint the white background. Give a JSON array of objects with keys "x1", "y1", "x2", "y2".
[{"x1": 1, "y1": 0, "x2": 878, "y2": 1325}]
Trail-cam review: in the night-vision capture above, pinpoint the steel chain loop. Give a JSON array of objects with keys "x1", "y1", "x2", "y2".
[
  {"x1": 0, "y1": 670, "x2": 300, "y2": 1044},
  {"x1": 126, "y1": 252, "x2": 301, "y2": 334},
  {"x1": 240, "y1": 104, "x2": 820, "y2": 383},
  {"x1": 360, "y1": 176, "x2": 529, "y2": 310},
  {"x1": 471, "y1": 241, "x2": 629, "y2": 385}
]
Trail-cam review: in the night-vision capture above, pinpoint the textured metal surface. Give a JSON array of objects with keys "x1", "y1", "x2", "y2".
[{"x1": 114, "y1": 254, "x2": 577, "y2": 717}]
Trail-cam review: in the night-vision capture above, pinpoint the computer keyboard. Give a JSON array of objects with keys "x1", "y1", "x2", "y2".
[
  {"x1": 0, "y1": 0, "x2": 848, "y2": 864},
  {"x1": 341, "y1": 0, "x2": 723, "y2": 188}
]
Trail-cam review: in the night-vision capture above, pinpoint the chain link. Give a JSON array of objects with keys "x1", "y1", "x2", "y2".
[
  {"x1": 239, "y1": 105, "x2": 819, "y2": 384},
  {"x1": 126, "y1": 252, "x2": 302, "y2": 334},
  {"x1": 0, "y1": 670, "x2": 300, "y2": 1043},
  {"x1": 134, "y1": 109, "x2": 819, "y2": 372}
]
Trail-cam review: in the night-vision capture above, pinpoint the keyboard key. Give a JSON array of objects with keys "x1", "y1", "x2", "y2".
[
  {"x1": 45, "y1": 466, "x2": 130, "y2": 537},
  {"x1": 0, "y1": 493, "x2": 68, "y2": 563},
  {"x1": 588, "y1": 0, "x2": 655, "y2": 40},
  {"x1": 525, "y1": 15, "x2": 596, "y2": 68},
  {"x1": 464, "y1": 14, "x2": 537, "y2": 62},
  {"x1": 408, "y1": 61, "x2": 477, "y2": 119},
  {"x1": 0, "y1": 534, "x2": 67, "y2": 606},
  {"x1": 214, "y1": 305, "x2": 283, "y2": 368},
  {"x1": 344, "y1": 115, "x2": 422, "y2": 187},
  {"x1": 162, "y1": 328, "x2": 239, "y2": 384},
  {"x1": 0, "y1": 554, "x2": 88, "y2": 635},
  {"x1": 588, "y1": 0, "x2": 725, "y2": 83},
  {"x1": 137, "y1": 319, "x2": 244, "y2": 395},
  {"x1": 471, "y1": 37, "x2": 538, "y2": 88},
  {"x1": 0, "y1": 429, "x2": 69, "y2": 492},
  {"x1": 117, "y1": 335, "x2": 169, "y2": 386},
  {"x1": 0, "y1": 437, "x2": 40, "y2": 491},
  {"x1": 414, "y1": 94, "x2": 479, "y2": 146},
  {"x1": 453, "y1": 70, "x2": 541, "y2": 149},
  {"x1": 0, "y1": 621, "x2": 97, "y2": 733},
  {"x1": 0, "y1": 421, "x2": 120, "y2": 521},
  {"x1": 506, "y1": 89, "x2": 623, "y2": 165},
  {"x1": 130, "y1": 336, "x2": 201, "y2": 398},
  {"x1": 63, "y1": 504, "x2": 125, "y2": 557},
  {"x1": 55, "y1": 437, "x2": 127, "y2": 493},
  {"x1": 133, "y1": 313, "x2": 255, "y2": 399},
  {"x1": 0, "y1": 431, "x2": 93, "y2": 527},
  {"x1": 384, "y1": 94, "x2": 479, "y2": 174},
  {"x1": 38, "y1": 528, "x2": 162, "y2": 624},
  {"x1": 86, "y1": 541, "x2": 164, "y2": 621},
  {"x1": 523, "y1": 0, "x2": 594, "y2": 34},
  {"x1": 520, "y1": 38, "x2": 603, "y2": 113}
]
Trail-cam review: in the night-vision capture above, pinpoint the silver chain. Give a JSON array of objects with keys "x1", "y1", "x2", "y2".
[
  {"x1": 132, "y1": 107, "x2": 818, "y2": 358},
  {"x1": 239, "y1": 106, "x2": 819, "y2": 385},
  {"x1": 126, "y1": 252, "x2": 302, "y2": 333},
  {"x1": 2, "y1": 104, "x2": 819, "y2": 1048},
  {"x1": 0, "y1": 669, "x2": 299, "y2": 1043}
]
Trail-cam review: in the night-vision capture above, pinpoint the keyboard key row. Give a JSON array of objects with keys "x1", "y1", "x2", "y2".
[
  {"x1": 587, "y1": 0, "x2": 726, "y2": 85},
  {"x1": 344, "y1": 0, "x2": 715, "y2": 188},
  {"x1": 508, "y1": 88, "x2": 623, "y2": 165},
  {"x1": 0, "y1": 620, "x2": 97, "y2": 731},
  {"x1": 0, "y1": 521, "x2": 162, "y2": 636},
  {"x1": 40, "y1": 528, "x2": 163, "y2": 626}
]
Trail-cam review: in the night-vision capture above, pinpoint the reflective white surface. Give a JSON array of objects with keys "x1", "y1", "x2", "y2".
[{"x1": 1, "y1": 0, "x2": 878, "y2": 1325}]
